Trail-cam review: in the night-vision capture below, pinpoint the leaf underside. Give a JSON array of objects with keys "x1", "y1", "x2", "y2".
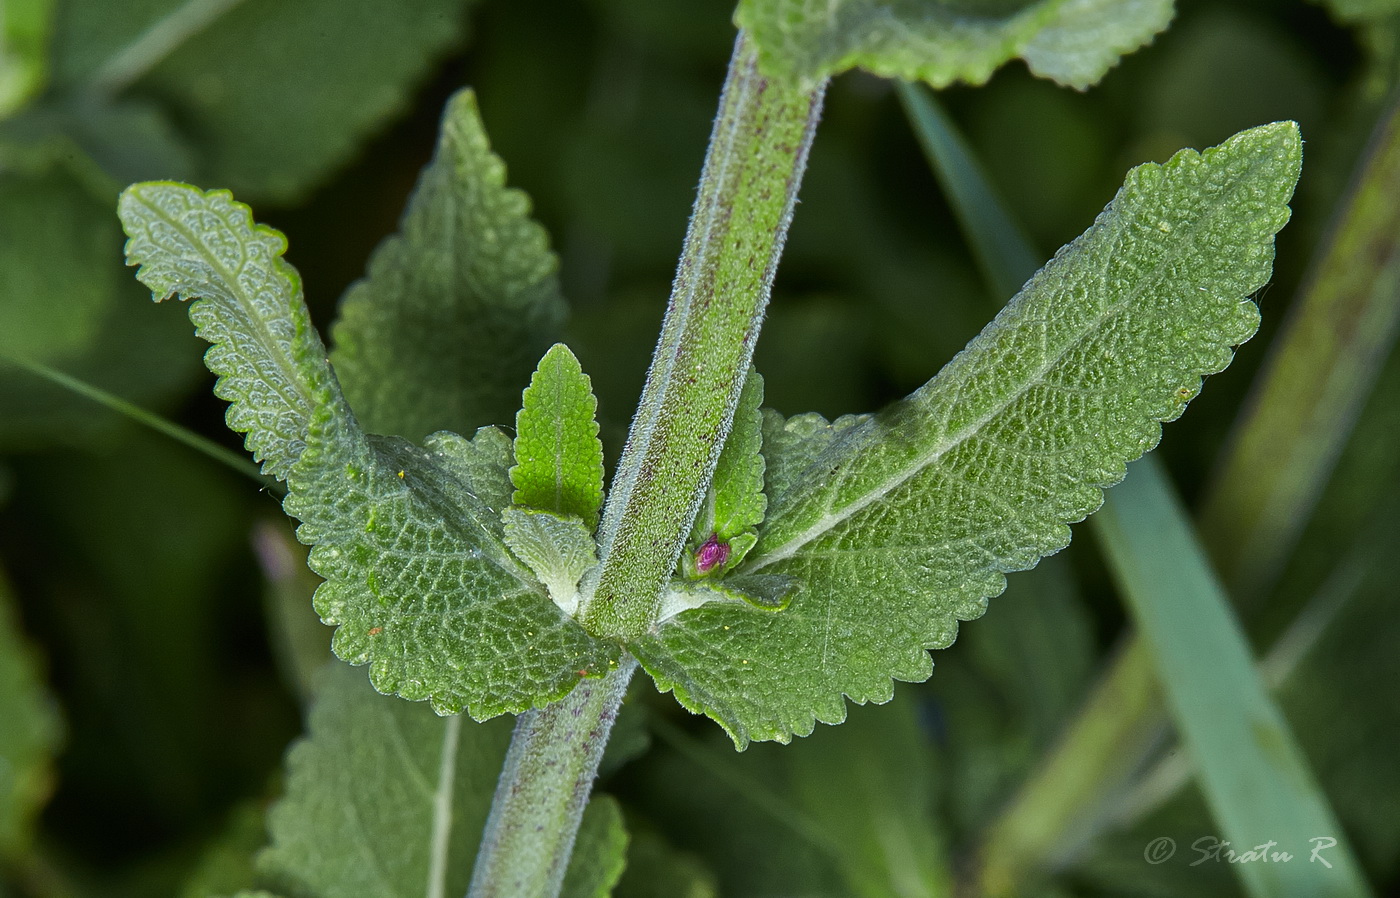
[
  {"x1": 736, "y1": 0, "x2": 1175, "y2": 90},
  {"x1": 119, "y1": 183, "x2": 617, "y2": 720},
  {"x1": 630, "y1": 122, "x2": 1302, "y2": 747}
]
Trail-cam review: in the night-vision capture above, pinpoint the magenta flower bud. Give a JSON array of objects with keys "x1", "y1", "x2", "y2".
[{"x1": 694, "y1": 534, "x2": 731, "y2": 574}]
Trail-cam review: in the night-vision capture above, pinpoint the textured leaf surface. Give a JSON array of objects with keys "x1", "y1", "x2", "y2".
[
  {"x1": 256, "y1": 662, "x2": 513, "y2": 898},
  {"x1": 632, "y1": 123, "x2": 1302, "y2": 746},
  {"x1": 511, "y1": 343, "x2": 605, "y2": 523},
  {"x1": 559, "y1": 795, "x2": 629, "y2": 898},
  {"x1": 332, "y1": 90, "x2": 566, "y2": 442},
  {"x1": 287, "y1": 419, "x2": 619, "y2": 718},
  {"x1": 736, "y1": 0, "x2": 1174, "y2": 90},
  {"x1": 120, "y1": 182, "x2": 616, "y2": 717},
  {"x1": 503, "y1": 507, "x2": 598, "y2": 616},
  {"x1": 118, "y1": 182, "x2": 334, "y2": 480},
  {"x1": 0, "y1": 568, "x2": 63, "y2": 857}
]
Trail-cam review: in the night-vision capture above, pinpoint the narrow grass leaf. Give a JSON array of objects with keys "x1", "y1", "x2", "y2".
[
  {"x1": 1093, "y1": 455, "x2": 1372, "y2": 898},
  {"x1": 332, "y1": 90, "x2": 566, "y2": 443},
  {"x1": 632, "y1": 124, "x2": 1301, "y2": 747}
]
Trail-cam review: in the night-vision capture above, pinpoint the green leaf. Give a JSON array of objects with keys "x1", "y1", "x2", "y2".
[
  {"x1": 631, "y1": 123, "x2": 1302, "y2": 747},
  {"x1": 0, "y1": 0, "x2": 54, "y2": 116},
  {"x1": 785, "y1": 700, "x2": 953, "y2": 898},
  {"x1": 736, "y1": 0, "x2": 1174, "y2": 90},
  {"x1": 510, "y1": 343, "x2": 605, "y2": 524},
  {"x1": 119, "y1": 181, "x2": 617, "y2": 717},
  {"x1": 503, "y1": 507, "x2": 598, "y2": 617},
  {"x1": 0, "y1": 170, "x2": 120, "y2": 363},
  {"x1": 331, "y1": 90, "x2": 566, "y2": 443},
  {"x1": 1094, "y1": 456, "x2": 1372, "y2": 898},
  {"x1": 286, "y1": 419, "x2": 620, "y2": 718},
  {"x1": 614, "y1": 829, "x2": 719, "y2": 898},
  {"x1": 57, "y1": 0, "x2": 478, "y2": 200},
  {"x1": 256, "y1": 662, "x2": 513, "y2": 898},
  {"x1": 0, "y1": 567, "x2": 63, "y2": 859},
  {"x1": 559, "y1": 795, "x2": 629, "y2": 898},
  {"x1": 117, "y1": 181, "x2": 335, "y2": 481},
  {"x1": 685, "y1": 369, "x2": 767, "y2": 574}
]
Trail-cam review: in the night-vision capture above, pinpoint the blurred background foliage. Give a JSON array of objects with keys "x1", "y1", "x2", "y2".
[{"x1": 1, "y1": 0, "x2": 1398, "y2": 895}]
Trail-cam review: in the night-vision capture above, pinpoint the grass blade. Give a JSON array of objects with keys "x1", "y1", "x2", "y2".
[{"x1": 1092, "y1": 455, "x2": 1371, "y2": 898}]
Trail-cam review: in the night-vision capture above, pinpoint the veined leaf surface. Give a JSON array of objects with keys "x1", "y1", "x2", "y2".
[
  {"x1": 736, "y1": 0, "x2": 1174, "y2": 90},
  {"x1": 256, "y1": 663, "x2": 625, "y2": 898},
  {"x1": 119, "y1": 183, "x2": 617, "y2": 718},
  {"x1": 631, "y1": 123, "x2": 1302, "y2": 746},
  {"x1": 510, "y1": 343, "x2": 605, "y2": 524},
  {"x1": 332, "y1": 90, "x2": 565, "y2": 443}
]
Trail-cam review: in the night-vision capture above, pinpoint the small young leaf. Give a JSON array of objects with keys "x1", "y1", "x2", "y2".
[
  {"x1": 286, "y1": 416, "x2": 619, "y2": 718},
  {"x1": 332, "y1": 90, "x2": 566, "y2": 442},
  {"x1": 118, "y1": 182, "x2": 335, "y2": 481},
  {"x1": 631, "y1": 123, "x2": 1302, "y2": 746},
  {"x1": 511, "y1": 343, "x2": 605, "y2": 525},
  {"x1": 736, "y1": 0, "x2": 1174, "y2": 90},
  {"x1": 710, "y1": 369, "x2": 767, "y2": 542},
  {"x1": 256, "y1": 663, "x2": 513, "y2": 897},
  {"x1": 503, "y1": 507, "x2": 599, "y2": 616}
]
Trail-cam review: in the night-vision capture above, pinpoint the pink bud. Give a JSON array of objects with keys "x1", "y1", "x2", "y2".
[{"x1": 695, "y1": 534, "x2": 731, "y2": 574}]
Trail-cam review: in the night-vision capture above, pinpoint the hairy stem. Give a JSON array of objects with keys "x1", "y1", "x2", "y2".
[
  {"x1": 578, "y1": 32, "x2": 826, "y2": 640},
  {"x1": 467, "y1": 658, "x2": 637, "y2": 898}
]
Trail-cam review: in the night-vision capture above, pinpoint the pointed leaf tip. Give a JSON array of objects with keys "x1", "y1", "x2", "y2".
[{"x1": 511, "y1": 343, "x2": 606, "y2": 525}]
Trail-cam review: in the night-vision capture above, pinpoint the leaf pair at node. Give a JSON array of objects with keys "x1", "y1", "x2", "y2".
[{"x1": 117, "y1": 84, "x2": 1302, "y2": 747}]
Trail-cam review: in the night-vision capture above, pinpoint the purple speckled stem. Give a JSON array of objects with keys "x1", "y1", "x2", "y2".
[{"x1": 467, "y1": 658, "x2": 637, "y2": 898}]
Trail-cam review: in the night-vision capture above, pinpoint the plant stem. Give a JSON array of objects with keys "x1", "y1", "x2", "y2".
[
  {"x1": 467, "y1": 657, "x2": 637, "y2": 898},
  {"x1": 578, "y1": 32, "x2": 826, "y2": 640}
]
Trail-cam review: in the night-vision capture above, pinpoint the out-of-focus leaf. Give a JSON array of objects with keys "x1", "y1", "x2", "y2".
[
  {"x1": 1317, "y1": 0, "x2": 1400, "y2": 23},
  {"x1": 180, "y1": 802, "x2": 266, "y2": 898},
  {"x1": 511, "y1": 343, "x2": 604, "y2": 524},
  {"x1": 0, "y1": 170, "x2": 120, "y2": 362},
  {"x1": 0, "y1": 0, "x2": 53, "y2": 116},
  {"x1": 735, "y1": 0, "x2": 1174, "y2": 90},
  {"x1": 0, "y1": 567, "x2": 63, "y2": 859},
  {"x1": 255, "y1": 662, "x2": 513, "y2": 897},
  {"x1": 1093, "y1": 455, "x2": 1372, "y2": 898},
  {"x1": 613, "y1": 828, "x2": 719, "y2": 898},
  {"x1": 332, "y1": 90, "x2": 566, "y2": 444},
  {"x1": 632, "y1": 124, "x2": 1301, "y2": 747},
  {"x1": 53, "y1": 0, "x2": 479, "y2": 200},
  {"x1": 785, "y1": 699, "x2": 953, "y2": 898},
  {"x1": 253, "y1": 519, "x2": 329, "y2": 707},
  {"x1": 559, "y1": 795, "x2": 629, "y2": 898},
  {"x1": 0, "y1": 0, "x2": 49, "y2": 110}
]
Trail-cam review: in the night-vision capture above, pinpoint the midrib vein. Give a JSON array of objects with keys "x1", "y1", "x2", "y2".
[{"x1": 750, "y1": 168, "x2": 1256, "y2": 570}]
